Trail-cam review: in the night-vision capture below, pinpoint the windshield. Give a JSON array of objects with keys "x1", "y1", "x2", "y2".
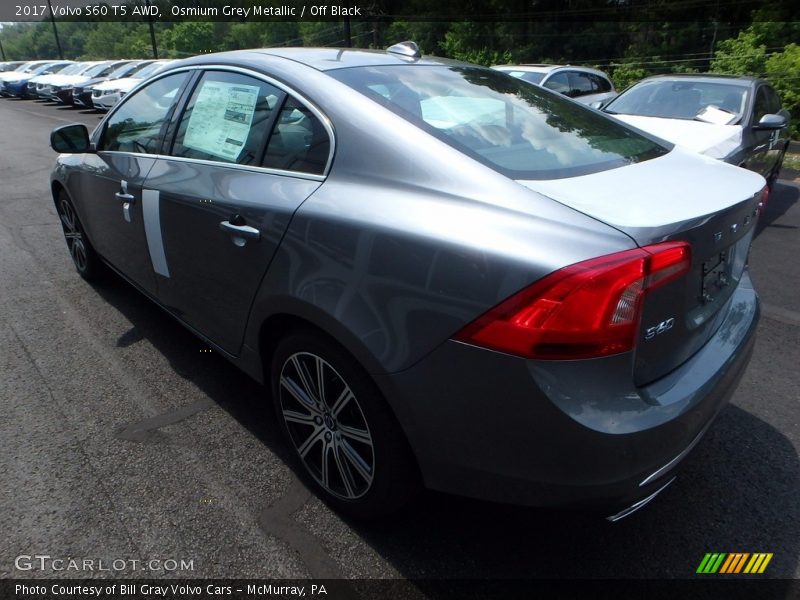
[
  {"x1": 58, "y1": 63, "x2": 88, "y2": 75},
  {"x1": 332, "y1": 65, "x2": 668, "y2": 180},
  {"x1": 75, "y1": 63, "x2": 101, "y2": 75},
  {"x1": 605, "y1": 79, "x2": 750, "y2": 122},
  {"x1": 34, "y1": 62, "x2": 70, "y2": 75},
  {"x1": 109, "y1": 61, "x2": 149, "y2": 79},
  {"x1": 85, "y1": 62, "x2": 116, "y2": 78},
  {"x1": 132, "y1": 61, "x2": 170, "y2": 80}
]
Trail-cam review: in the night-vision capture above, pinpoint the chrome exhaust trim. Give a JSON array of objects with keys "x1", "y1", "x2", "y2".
[{"x1": 606, "y1": 476, "x2": 676, "y2": 522}]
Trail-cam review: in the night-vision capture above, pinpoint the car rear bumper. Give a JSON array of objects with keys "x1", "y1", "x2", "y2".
[{"x1": 379, "y1": 270, "x2": 759, "y2": 511}]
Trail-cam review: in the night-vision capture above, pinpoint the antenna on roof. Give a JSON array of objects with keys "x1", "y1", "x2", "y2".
[{"x1": 386, "y1": 41, "x2": 421, "y2": 59}]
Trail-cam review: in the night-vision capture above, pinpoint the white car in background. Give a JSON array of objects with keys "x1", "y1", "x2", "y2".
[
  {"x1": 91, "y1": 60, "x2": 175, "y2": 111},
  {"x1": 36, "y1": 62, "x2": 100, "y2": 99},
  {"x1": 0, "y1": 60, "x2": 54, "y2": 88},
  {"x1": 492, "y1": 64, "x2": 617, "y2": 106}
]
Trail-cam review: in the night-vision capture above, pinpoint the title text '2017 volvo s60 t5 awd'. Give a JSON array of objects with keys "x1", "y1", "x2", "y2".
[{"x1": 50, "y1": 42, "x2": 764, "y2": 520}]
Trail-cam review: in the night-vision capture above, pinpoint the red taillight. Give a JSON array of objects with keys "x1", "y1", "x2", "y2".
[{"x1": 454, "y1": 242, "x2": 691, "y2": 360}]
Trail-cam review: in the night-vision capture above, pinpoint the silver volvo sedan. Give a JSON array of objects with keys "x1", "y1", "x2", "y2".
[{"x1": 49, "y1": 43, "x2": 765, "y2": 520}]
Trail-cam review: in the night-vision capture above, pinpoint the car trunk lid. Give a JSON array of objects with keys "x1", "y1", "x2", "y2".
[{"x1": 517, "y1": 147, "x2": 765, "y2": 385}]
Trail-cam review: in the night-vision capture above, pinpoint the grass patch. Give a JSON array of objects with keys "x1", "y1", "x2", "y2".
[{"x1": 784, "y1": 152, "x2": 800, "y2": 172}]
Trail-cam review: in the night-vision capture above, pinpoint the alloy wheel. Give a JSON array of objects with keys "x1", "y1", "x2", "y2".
[
  {"x1": 279, "y1": 351, "x2": 375, "y2": 500},
  {"x1": 58, "y1": 197, "x2": 88, "y2": 273}
]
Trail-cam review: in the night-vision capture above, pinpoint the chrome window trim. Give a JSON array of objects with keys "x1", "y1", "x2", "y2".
[
  {"x1": 98, "y1": 151, "x2": 326, "y2": 183},
  {"x1": 95, "y1": 64, "x2": 336, "y2": 180}
]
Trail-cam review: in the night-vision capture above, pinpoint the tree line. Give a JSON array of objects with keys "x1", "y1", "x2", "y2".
[{"x1": 1, "y1": 0, "x2": 797, "y2": 135}]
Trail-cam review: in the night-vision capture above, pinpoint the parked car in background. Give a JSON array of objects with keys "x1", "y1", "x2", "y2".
[
  {"x1": 24, "y1": 61, "x2": 76, "y2": 98},
  {"x1": 6, "y1": 61, "x2": 74, "y2": 98},
  {"x1": 51, "y1": 60, "x2": 130, "y2": 104},
  {"x1": 0, "y1": 61, "x2": 55, "y2": 96},
  {"x1": 50, "y1": 44, "x2": 763, "y2": 520},
  {"x1": 602, "y1": 75, "x2": 791, "y2": 190},
  {"x1": 0, "y1": 61, "x2": 26, "y2": 72},
  {"x1": 0, "y1": 60, "x2": 55, "y2": 93},
  {"x1": 37, "y1": 61, "x2": 98, "y2": 100},
  {"x1": 91, "y1": 60, "x2": 175, "y2": 110},
  {"x1": 73, "y1": 60, "x2": 155, "y2": 108},
  {"x1": 492, "y1": 64, "x2": 616, "y2": 105}
]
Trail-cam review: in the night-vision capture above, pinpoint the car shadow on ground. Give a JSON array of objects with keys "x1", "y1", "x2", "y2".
[
  {"x1": 86, "y1": 263, "x2": 798, "y2": 584},
  {"x1": 755, "y1": 179, "x2": 798, "y2": 237},
  {"x1": 346, "y1": 403, "x2": 800, "y2": 582}
]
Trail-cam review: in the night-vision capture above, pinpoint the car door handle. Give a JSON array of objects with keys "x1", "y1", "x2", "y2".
[
  {"x1": 116, "y1": 180, "x2": 134, "y2": 203},
  {"x1": 219, "y1": 220, "x2": 261, "y2": 241}
]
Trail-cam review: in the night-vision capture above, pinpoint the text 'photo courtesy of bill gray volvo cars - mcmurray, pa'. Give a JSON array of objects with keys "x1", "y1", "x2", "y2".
[{"x1": 49, "y1": 42, "x2": 766, "y2": 520}]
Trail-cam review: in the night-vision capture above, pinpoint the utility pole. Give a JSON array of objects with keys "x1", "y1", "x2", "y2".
[
  {"x1": 146, "y1": 0, "x2": 158, "y2": 58},
  {"x1": 46, "y1": 0, "x2": 64, "y2": 59},
  {"x1": 342, "y1": 0, "x2": 351, "y2": 47},
  {"x1": 0, "y1": 34, "x2": 6, "y2": 61},
  {"x1": 343, "y1": 17, "x2": 351, "y2": 48}
]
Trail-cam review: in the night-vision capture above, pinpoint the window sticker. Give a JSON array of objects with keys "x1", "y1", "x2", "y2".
[{"x1": 183, "y1": 81, "x2": 260, "y2": 161}]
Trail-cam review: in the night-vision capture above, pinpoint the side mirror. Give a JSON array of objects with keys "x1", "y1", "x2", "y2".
[
  {"x1": 589, "y1": 100, "x2": 604, "y2": 109},
  {"x1": 754, "y1": 114, "x2": 786, "y2": 130},
  {"x1": 50, "y1": 123, "x2": 93, "y2": 153}
]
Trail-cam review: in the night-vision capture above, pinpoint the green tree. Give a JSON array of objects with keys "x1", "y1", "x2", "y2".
[
  {"x1": 765, "y1": 44, "x2": 800, "y2": 138},
  {"x1": 710, "y1": 30, "x2": 767, "y2": 75}
]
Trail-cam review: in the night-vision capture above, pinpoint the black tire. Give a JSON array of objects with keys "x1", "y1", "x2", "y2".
[
  {"x1": 271, "y1": 330, "x2": 420, "y2": 518},
  {"x1": 56, "y1": 190, "x2": 104, "y2": 281}
]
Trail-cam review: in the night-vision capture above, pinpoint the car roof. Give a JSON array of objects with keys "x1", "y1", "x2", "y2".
[
  {"x1": 638, "y1": 73, "x2": 762, "y2": 87},
  {"x1": 174, "y1": 47, "x2": 469, "y2": 72},
  {"x1": 493, "y1": 64, "x2": 610, "y2": 77},
  {"x1": 494, "y1": 64, "x2": 561, "y2": 74}
]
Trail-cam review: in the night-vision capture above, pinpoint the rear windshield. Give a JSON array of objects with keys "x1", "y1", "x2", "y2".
[{"x1": 331, "y1": 65, "x2": 668, "y2": 180}]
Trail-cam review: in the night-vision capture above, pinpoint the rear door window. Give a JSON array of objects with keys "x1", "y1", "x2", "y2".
[
  {"x1": 567, "y1": 71, "x2": 595, "y2": 97},
  {"x1": 171, "y1": 71, "x2": 283, "y2": 166},
  {"x1": 542, "y1": 72, "x2": 570, "y2": 95}
]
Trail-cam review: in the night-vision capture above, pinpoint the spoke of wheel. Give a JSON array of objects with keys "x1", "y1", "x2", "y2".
[
  {"x1": 339, "y1": 438, "x2": 373, "y2": 483},
  {"x1": 339, "y1": 423, "x2": 372, "y2": 445},
  {"x1": 315, "y1": 355, "x2": 325, "y2": 407},
  {"x1": 291, "y1": 355, "x2": 319, "y2": 405},
  {"x1": 70, "y1": 242, "x2": 81, "y2": 264},
  {"x1": 280, "y1": 375, "x2": 321, "y2": 414},
  {"x1": 60, "y1": 212, "x2": 75, "y2": 231},
  {"x1": 74, "y1": 244, "x2": 86, "y2": 270},
  {"x1": 320, "y1": 441, "x2": 331, "y2": 489},
  {"x1": 333, "y1": 442, "x2": 357, "y2": 497},
  {"x1": 282, "y1": 408, "x2": 316, "y2": 426},
  {"x1": 297, "y1": 426, "x2": 325, "y2": 458},
  {"x1": 329, "y1": 387, "x2": 353, "y2": 418}
]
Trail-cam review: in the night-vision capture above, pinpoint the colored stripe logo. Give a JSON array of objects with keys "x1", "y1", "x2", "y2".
[{"x1": 697, "y1": 553, "x2": 773, "y2": 574}]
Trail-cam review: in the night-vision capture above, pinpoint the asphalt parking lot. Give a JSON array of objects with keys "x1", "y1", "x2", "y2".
[{"x1": 1, "y1": 97, "x2": 798, "y2": 587}]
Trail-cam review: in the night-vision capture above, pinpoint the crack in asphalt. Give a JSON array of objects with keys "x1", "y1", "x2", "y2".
[
  {"x1": 115, "y1": 401, "x2": 353, "y2": 582},
  {"x1": 114, "y1": 398, "x2": 216, "y2": 442},
  {"x1": 257, "y1": 477, "x2": 351, "y2": 582}
]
